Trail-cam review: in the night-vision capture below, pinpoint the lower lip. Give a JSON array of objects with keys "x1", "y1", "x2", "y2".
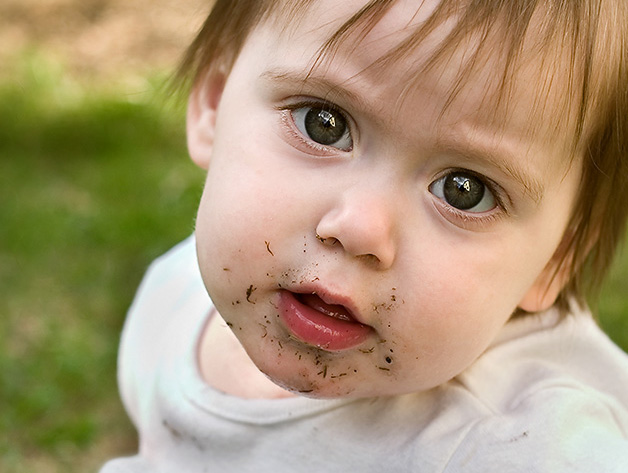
[{"x1": 277, "y1": 291, "x2": 373, "y2": 351}]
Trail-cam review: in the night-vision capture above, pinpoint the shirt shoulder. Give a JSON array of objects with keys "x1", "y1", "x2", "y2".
[
  {"x1": 461, "y1": 309, "x2": 628, "y2": 411},
  {"x1": 445, "y1": 309, "x2": 628, "y2": 472},
  {"x1": 444, "y1": 386, "x2": 628, "y2": 472},
  {"x1": 99, "y1": 456, "x2": 153, "y2": 473},
  {"x1": 116, "y1": 236, "x2": 211, "y2": 429}
]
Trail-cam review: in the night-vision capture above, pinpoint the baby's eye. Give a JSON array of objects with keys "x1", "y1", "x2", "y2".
[
  {"x1": 429, "y1": 171, "x2": 496, "y2": 212},
  {"x1": 291, "y1": 105, "x2": 353, "y2": 151}
]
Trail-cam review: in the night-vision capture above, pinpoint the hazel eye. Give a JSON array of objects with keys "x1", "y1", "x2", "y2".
[
  {"x1": 291, "y1": 105, "x2": 353, "y2": 151},
  {"x1": 429, "y1": 171, "x2": 496, "y2": 213}
]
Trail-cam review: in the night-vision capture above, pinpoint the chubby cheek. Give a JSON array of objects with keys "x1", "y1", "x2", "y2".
[
  {"x1": 390, "y1": 239, "x2": 544, "y2": 384},
  {"x1": 195, "y1": 166, "x2": 285, "y2": 281}
]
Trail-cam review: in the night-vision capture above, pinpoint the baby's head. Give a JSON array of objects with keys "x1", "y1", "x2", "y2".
[{"x1": 181, "y1": 0, "x2": 628, "y2": 398}]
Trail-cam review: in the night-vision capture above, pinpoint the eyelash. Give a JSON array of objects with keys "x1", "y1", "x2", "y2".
[
  {"x1": 436, "y1": 199, "x2": 504, "y2": 227},
  {"x1": 430, "y1": 169, "x2": 509, "y2": 228},
  {"x1": 277, "y1": 100, "x2": 354, "y2": 155},
  {"x1": 277, "y1": 100, "x2": 510, "y2": 229}
]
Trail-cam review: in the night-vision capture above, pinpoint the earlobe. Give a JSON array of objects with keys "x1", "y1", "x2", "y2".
[
  {"x1": 187, "y1": 74, "x2": 226, "y2": 170},
  {"x1": 518, "y1": 249, "x2": 573, "y2": 313},
  {"x1": 518, "y1": 265, "x2": 568, "y2": 313}
]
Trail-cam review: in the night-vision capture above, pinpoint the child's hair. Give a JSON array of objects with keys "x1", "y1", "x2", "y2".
[{"x1": 176, "y1": 0, "x2": 628, "y2": 314}]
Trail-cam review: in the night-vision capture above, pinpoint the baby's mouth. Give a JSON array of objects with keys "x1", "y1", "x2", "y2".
[
  {"x1": 277, "y1": 290, "x2": 373, "y2": 351},
  {"x1": 293, "y1": 293, "x2": 355, "y2": 322}
]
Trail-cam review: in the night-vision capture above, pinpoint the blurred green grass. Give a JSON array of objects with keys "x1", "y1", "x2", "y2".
[
  {"x1": 0, "y1": 52, "x2": 626, "y2": 473},
  {"x1": 0, "y1": 53, "x2": 204, "y2": 472},
  {"x1": 598, "y1": 251, "x2": 628, "y2": 352}
]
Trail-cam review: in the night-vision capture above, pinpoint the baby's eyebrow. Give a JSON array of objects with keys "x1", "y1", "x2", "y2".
[
  {"x1": 438, "y1": 135, "x2": 546, "y2": 204},
  {"x1": 262, "y1": 68, "x2": 545, "y2": 204},
  {"x1": 492, "y1": 157, "x2": 544, "y2": 204},
  {"x1": 260, "y1": 68, "x2": 367, "y2": 110}
]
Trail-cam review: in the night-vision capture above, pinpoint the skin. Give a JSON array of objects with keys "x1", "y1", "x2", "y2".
[{"x1": 187, "y1": 0, "x2": 582, "y2": 399}]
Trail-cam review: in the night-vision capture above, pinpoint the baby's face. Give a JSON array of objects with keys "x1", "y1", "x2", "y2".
[{"x1": 190, "y1": 0, "x2": 582, "y2": 398}]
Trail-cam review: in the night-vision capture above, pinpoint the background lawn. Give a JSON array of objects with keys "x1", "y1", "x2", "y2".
[
  {"x1": 0, "y1": 54, "x2": 206, "y2": 471},
  {"x1": 1, "y1": 2, "x2": 627, "y2": 472}
]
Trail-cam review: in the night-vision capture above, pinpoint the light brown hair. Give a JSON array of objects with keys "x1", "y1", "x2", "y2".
[{"x1": 176, "y1": 0, "x2": 628, "y2": 314}]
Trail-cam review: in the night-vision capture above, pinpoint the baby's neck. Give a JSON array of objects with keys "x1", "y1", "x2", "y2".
[{"x1": 198, "y1": 309, "x2": 296, "y2": 399}]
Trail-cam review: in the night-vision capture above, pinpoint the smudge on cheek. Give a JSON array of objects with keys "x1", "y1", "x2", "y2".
[{"x1": 245, "y1": 285, "x2": 257, "y2": 304}]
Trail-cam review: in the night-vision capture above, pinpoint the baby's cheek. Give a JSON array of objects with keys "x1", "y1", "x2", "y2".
[{"x1": 394, "y1": 301, "x2": 497, "y2": 383}]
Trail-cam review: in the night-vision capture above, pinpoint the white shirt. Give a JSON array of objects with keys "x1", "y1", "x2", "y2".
[{"x1": 101, "y1": 236, "x2": 628, "y2": 472}]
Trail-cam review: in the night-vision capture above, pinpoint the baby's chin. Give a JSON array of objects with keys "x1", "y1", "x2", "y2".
[
  {"x1": 262, "y1": 369, "x2": 358, "y2": 399},
  {"x1": 253, "y1": 352, "x2": 389, "y2": 400}
]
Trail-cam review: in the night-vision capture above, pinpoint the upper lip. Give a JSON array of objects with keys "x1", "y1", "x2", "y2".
[{"x1": 286, "y1": 283, "x2": 368, "y2": 326}]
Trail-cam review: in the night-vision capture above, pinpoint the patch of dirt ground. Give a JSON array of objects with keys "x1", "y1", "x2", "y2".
[{"x1": 0, "y1": 0, "x2": 210, "y2": 83}]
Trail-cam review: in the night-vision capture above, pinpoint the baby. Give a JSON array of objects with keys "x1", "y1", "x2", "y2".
[{"x1": 102, "y1": 0, "x2": 628, "y2": 471}]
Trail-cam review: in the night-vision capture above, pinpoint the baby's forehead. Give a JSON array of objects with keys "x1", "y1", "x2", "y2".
[{"x1": 265, "y1": 0, "x2": 584, "y2": 163}]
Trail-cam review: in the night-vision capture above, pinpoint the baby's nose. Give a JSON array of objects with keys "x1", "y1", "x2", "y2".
[{"x1": 315, "y1": 189, "x2": 397, "y2": 269}]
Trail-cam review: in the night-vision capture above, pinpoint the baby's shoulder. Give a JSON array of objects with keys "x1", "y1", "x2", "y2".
[
  {"x1": 127, "y1": 236, "x2": 207, "y2": 326},
  {"x1": 138, "y1": 235, "x2": 200, "y2": 295},
  {"x1": 462, "y1": 310, "x2": 628, "y2": 408},
  {"x1": 444, "y1": 311, "x2": 628, "y2": 471},
  {"x1": 116, "y1": 236, "x2": 210, "y2": 427},
  {"x1": 442, "y1": 384, "x2": 628, "y2": 472}
]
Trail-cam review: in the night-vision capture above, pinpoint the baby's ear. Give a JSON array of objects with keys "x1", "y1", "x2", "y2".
[
  {"x1": 187, "y1": 74, "x2": 226, "y2": 170},
  {"x1": 518, "y1": 262, "x2": 569, "y2": 313},
  {"x1": 518, "y1": 236, "x2": 574, "y2": 313}
]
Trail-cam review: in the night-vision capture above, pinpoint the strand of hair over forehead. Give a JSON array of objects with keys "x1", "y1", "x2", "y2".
[
  {"x1": 306, "y1": 0, "x2": 607, "y2": 151},
  {"x1": 181, "y1": 0, "x2": 605, "y2": 117}
]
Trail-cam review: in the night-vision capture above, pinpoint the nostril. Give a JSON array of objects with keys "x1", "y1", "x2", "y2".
[
  {"x1": 315, "y1": 234, "x2": 339, "y2": 246},
  {"x1": 356, "y1": 253, "x2": 381, "y2": 267},
  {"x1": 315, "y1": 201, "x2": 396, "y2": 269}
]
